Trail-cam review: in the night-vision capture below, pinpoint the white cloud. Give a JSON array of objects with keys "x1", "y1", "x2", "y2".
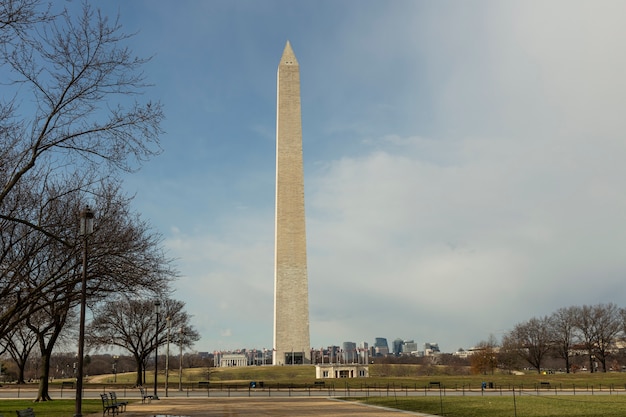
[{"x1": 115, "y1": 0, "x2": 626, "y2": 352}]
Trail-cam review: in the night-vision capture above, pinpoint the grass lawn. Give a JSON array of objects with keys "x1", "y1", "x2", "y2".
[
  {"x1": 353, "y1": 395, "x2": 626, "y2": 417},
  {"x1": 0, "y1": 399, "x2": 102, "y2": 416},
  {"x1": 93, "y1": 364, "x2": 626, "y2": 392}
]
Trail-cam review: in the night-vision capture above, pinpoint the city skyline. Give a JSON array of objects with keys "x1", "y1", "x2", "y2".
[{"x1": 61, "y1": 1, "x2": 626, "y2": 353}]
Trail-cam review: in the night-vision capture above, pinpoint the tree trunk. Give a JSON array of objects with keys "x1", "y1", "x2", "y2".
[
  {"x1": 17, "y1": 362, "x2": 26, "y2": 384},
  {"x1": 134, "y1": 354, "x2": 143, "y2": 386},
  {"x1": 136, "y1": 365, "x2": 143, "y2": 387},
  {"x1": 35, "y1": 352, "x2": 52, "y2": 401}
]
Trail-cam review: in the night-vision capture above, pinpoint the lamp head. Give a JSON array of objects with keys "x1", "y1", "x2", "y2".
[{"x1": 80, "y1": 207, "x2": 95, "y2": 236}]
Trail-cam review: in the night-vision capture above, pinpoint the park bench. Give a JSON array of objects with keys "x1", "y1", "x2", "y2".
[
  {"x1": 16, "y1": 408, "x2": 35, "y2": 417},
  {"x1": 138, "y1": 386, "x2": 154, "y2": 404},
  {"x1": 109, "y1": 391, "x2": 128, "y2": 412},
  {"x1": 100, "y1": 393, "x2": 119, "y2": 415},
  {"x1": 198, "y1": 381, "x2": 209, "y2": 389},
  {"x1": 61, "y1": 381, "x2": 75, "y2": 389}
]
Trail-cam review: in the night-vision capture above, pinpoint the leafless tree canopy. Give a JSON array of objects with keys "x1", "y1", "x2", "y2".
[
  {"x1": 0, "y1": 0, "x2": 50, "y2": 45},
  {"x1": 0, "y1": 1, "x2": 175, "y2": 399},
  {"x1": 1, "y1": 0, "x2": 163, "y2": 227},
  {"x1": 502, "y1": 316, "x2": 552, "y2": 373},
  {"x1": 470, "y1": 334, "x2": 498, "y2": 375},
  {"x1": 89, "y1": 297, "x2": 200, "y2": 386},
  {"x1": 0, "y1": 0, "x2": 167, "y2": 310},
  {"x1": 1, "y1": 178, "x2": 177, "y2": 400},
  {"x1": 498, "y1": 303, "x2": 625, "y2": 374}
]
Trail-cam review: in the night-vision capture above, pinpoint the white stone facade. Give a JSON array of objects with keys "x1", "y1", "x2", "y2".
[
  {"x1": 315, "y1": 364, "x2": 369, "y2": 379},
  {"x1": 273, "y1": 41, "x2": 311, "y2": 365},
  {"x1": 215, "y1": 353, "x2": 248, "y2": 368}
]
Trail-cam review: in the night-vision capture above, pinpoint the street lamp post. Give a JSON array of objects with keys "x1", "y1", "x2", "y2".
[
  {"x1": 75, "y1": 206, "x2": 94, "y2": 417},
  {"x1": 153, "y1": 300, "x2": 161, "y2": 400},
  {"x1": 113, "y1": 355, "x2": 119, "y2": 383},
  {"x1": 165, "y1": 316, "x2": 171, "y2": 397},
  {"x1": 178, "y1": 326, "x2": 185, "y2": 391}
]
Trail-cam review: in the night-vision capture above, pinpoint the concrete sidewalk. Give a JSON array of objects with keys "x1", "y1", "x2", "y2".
[{"x1": 85, "y1": 397, "x2": 438, "y2": 417}]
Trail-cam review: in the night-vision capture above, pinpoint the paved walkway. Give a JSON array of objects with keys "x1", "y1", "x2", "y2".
[{"x1": 85, "y1": 397, "x2": 437, "y2": 417}]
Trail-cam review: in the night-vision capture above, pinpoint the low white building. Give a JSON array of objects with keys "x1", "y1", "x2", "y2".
[
  {"x1": 315, "y1": 364, "x2": 369, "y2": 379},
  {"x1": 215, "y1": 353, "x2": 248, "y2": 368}
]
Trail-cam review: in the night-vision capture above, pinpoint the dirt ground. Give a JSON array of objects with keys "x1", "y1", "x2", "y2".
[{"x1": 84, "y1": 397, "x2": 435, "y2": 416}]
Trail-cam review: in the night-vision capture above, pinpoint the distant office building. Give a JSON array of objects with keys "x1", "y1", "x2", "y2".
[
  {"x1": 392, "y1": 338, "x2": 404, "y2": 356},
  {"x1": 325, "y1": 345, "x2": 340, "y2": 364},
  {"x1": 374, "y1": 337, "x2": 389, "y2": 356},
  {"x1": 424, "y1": 343, "x2": 440, "y2": 356},
  {"x1": 402, "y1": 340, "x2": 418, "y2": 355},
  {"x1": 342, "y1": 342, "x2": 357, "y2": 363},
  {"x1": 453, "y1": 348, "x2": 471, "y2": 358},
  {"x1": 359, "y1": 342, "x2": 369, "y2": 364}
]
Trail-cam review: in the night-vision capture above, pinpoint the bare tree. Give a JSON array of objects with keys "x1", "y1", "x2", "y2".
[
  {"x1": 550, "y1": 306, "x2": 578, "y2": 373},
  {"x1": 89, "y1": 297, "x2": 200, "y2": 387},
  {"x1": 502, "y1": 316, "x2": 553, "y2": 373},
  {"x1": 27, "y1": 305, "x2": 71, "y2": 401},
  {"x1": 0, "y1": 1, "x2": 163, "y2": 218},
  {"x1": 0, "y1": 178, "x2": 176, "y2": 401},
  {"x1": 3, "y1": 183, "x2": 86, "y2": 401},
  {"x1": 470, "y1": 334, "x2": 499, "y2": 375},
  {"x1": 1, "y1": 0, "x2": 165, "y2": 339},
  {"x1": 590, "y1": 303, "x2": 621, "y2": 372},
  {"x1": 0, "y1": 188, "x2": 78, "y2": 340},
  {"x1": 574, "y1": 305, "x2": 597, "y2": 373},
  {"x1": 0, "y1": 0, "x2": 51, "y2": 46},
  {"x1": 497, "y1": 342, "x2": 520, "y2": 374},
  {"x1": 1, "y1": 322, "x2": 38, "y2": 384},
  {"x1": 0, "y1": 177, "x2": 175, "y2": 329}
]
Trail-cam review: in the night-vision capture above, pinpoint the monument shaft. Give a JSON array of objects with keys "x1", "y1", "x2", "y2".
[{"x1": 273, "y1": 41, "x2": 310, "y2": 365}]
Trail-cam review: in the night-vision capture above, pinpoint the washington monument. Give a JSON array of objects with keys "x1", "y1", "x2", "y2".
[{"x1": 273, "y1": 41, "x2": 310, "y2": 365}]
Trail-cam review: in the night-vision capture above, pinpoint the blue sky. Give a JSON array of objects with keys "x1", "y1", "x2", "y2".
[{"x1": 82, "y1": 0, "x2": 626, "y2": 353}]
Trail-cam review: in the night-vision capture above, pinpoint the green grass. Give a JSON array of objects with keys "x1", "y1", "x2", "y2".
[
  {"x1": 0, "y1": 399, "x2": 102, "y2": 417},
  {"x1": 91, "y1": 365, "x2": 626, "y2": 391},
  {"x1": 352, "y1": 395, "x2": 626, "y2": 417},
  {"x1": 190, "y1": 365, "x2": 626, "y2": 391},
  {"x1": 8, "y1": 364, "x2": 626, "y2": 417}
]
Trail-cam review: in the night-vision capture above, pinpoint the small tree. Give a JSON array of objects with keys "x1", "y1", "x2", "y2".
[
  {"x1": 470, "y1": 335, "x2": 498, "y2": 375},
  {"x1": 574, "y1": 305, "x2": 597, "y2": 373},
  {"x1": 502, "y1": 316, "x2": 553, "y2": 373},
  {"x1": 89, "y1": 297, "x2": 200, "y2": 387},
  {"x1": 1, "y1": 322, "x2": 38, "y2": 384},
  {"x1": 550, "y1": 306, "x2": 578, "y2": 373},
  {"x1": 590, "y1": 303, "x2": 621, "y2": 372}
]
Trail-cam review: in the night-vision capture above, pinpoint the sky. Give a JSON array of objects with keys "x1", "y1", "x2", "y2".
[{"x1": 76, "y1": 0, "x2": 626, "y2": 353}]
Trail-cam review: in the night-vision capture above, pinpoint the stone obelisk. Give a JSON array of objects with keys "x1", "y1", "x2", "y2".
[{"x1": 273, "y1": 41, "x2": 310, "y2": 365}]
